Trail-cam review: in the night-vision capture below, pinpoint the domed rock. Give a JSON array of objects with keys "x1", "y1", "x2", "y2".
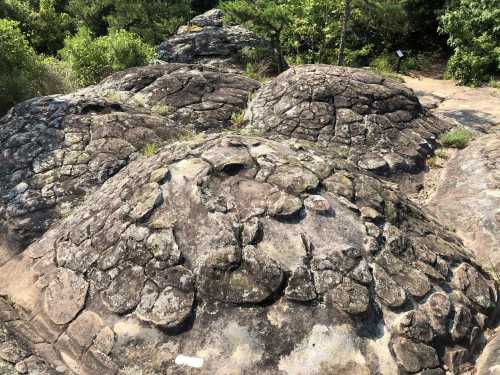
[
  {"x1": 0, "y1": 134, "x2": 496, "y2": 374},
  {"x1": 0, "y1": 64, "x2": 259, "y2": 263},
  {"x1": 245, "y1": 65, "x2": 451, "y2": 176},
  {"x1": 158, "y1": 9, "x2": 272, "y2": 70}
]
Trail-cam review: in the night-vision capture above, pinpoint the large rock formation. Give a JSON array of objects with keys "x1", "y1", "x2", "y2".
[
  {"x1": 0, "y1": 134, "x2": 497, "y2": 375},
  {"x1": 0, "y1": 64, "x2": 259, "y2": 263},
  {"x1": 158, "y1": 9, "x2": 272, "y2": 70},
  {"x1": 424, "y1": 133, "x2": 500, "y2": 270},
  {"x1": 245, "y1": 65, "x2": 451, "y2": 176}
]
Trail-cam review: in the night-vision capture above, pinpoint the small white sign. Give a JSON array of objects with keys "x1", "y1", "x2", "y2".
[
  {"x1": 175, "y1": 355, "x2": 204, "y2": 368},
  {"x1": 396, "y1": 50, "x2": 404, "y2": 58}
]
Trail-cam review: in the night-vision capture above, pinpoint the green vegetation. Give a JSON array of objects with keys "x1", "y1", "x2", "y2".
[
  {"x1": 66, "y1": 0, "x2": 191, "y2": 44},
  {"x1": 439, "y1": 127, "x2": 474, "y2": 149},
  {"x1": 59, "y1": 27, "x2": 156, "y2": 86},
  {"x1": 0, "y1": 19, "x2": 41, "y2": 112},
  {"x1": 142, "y1": 143, "x2": 158, "y2": 157},
  {"x1": 0, "y1": 19, "x2": 74, "y2": 114},
  {"x1": 220, "y1": 0, "x2": 292, "y2": 72},
  {"x1": 230, "y1": 110, "x2": 246, "y2": 128},
  {"x1": 440, "y1": 0, "x2": 499, "y2": 86}
]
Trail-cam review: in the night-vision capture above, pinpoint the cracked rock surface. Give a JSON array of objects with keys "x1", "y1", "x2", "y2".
[
  {"x1": 245, "y1": 65, "x2": 451, "y2": 176},
  {"x1": 0, "y1": 64, "x2": 259, "y2": 262},
  {"x1": 0, "y1": 134, "x2": 497, "y2": 375},
  {"x1": 158, "y1": 9, "x2": 272, "y2": 70}
]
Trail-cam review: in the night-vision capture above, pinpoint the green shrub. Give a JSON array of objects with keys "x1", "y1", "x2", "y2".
[
  {"x1": 370, "y1": 53, "x2": 420, "y2": 75},
  {"x1": 230, "y1": 111, "x2": 246, "y2": 128},
  {"x1": 100, "y1": 29, "x2": 156, "y2": 72},
  {"x1": 142, "y1": 143, "x2": 158, "y2": 157},
  {"x1": 440, "y1": 0, "x2": 500, "y2": 85},
  {"x1": 439, "y1": 127, "x2": 474, "y2": 149},
  {"x1": 58, "y1": 27, "x2": 109, "y2": 86},
  {"x1": 59, "y1": 27, "x2": 156, "y2": 86},
  {"x1": 0, "y1": 19, "x2": 40, "y2": 115},
  {"x1": 30, "y1": 0, "x2": 76, "y2": 55}
]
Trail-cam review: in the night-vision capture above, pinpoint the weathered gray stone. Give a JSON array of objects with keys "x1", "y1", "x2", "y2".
[
  {"x1": 451, "y1": 263, "x2": 494, "y2": 310},
  {"x1": 392, "y1": 337, "x2": 440, "y2": 373},
  {"x1": 329, "y1": 278, "x2": 369, "y2": 314},
  {"x1": 158, "y1": 10, "x2": 272, "y2": 70},
  {"x1": 43, "y1": 268, "x2": 89, "y2": 325},
  {"x1": 285, "y1": 266, "x2": 317, "y2": 302},
  {"x1": 101, "y1": 264, "x2": 145, "y2": 314},
  {"x1": 372, "y1": 264, "x2": 406, "y2": 308},
  {"x1": 0, "y1": 341, "x2": 29, "y2": 363}
]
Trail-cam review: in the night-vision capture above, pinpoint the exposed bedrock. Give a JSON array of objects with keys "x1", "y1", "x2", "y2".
[
  {"x1": 424, "y1": 133, "x2": 500, "y2": 271},
  {"x1": 0, "y1": 64, "x2": 259, "y2": 261},
  {"x1": 158, "y1": 9, "x2": 272, "y2": 70},
  {"x1": 0, "y1": 134, "x2": 496, "y2": 375},
  {"x1": 245, "y1": 64, "x2": 451, "y2": 176}
]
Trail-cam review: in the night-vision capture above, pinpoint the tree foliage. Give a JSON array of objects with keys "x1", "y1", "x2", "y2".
[
  {"x1": 0, "y1": 19, "x2": 40, "y2": 114},
  {"x1": 30, "y1": 0, "x2": 75, "y2": 54},
  {"x1": 220, "y1": 0, "x2": 292, "y2": 72},
  {"x1": 67, "y1": 0, "x2": 191, "y2": 44},
  {"x1": 440, "y1": 0, "x2": 500, "y2": 85}
]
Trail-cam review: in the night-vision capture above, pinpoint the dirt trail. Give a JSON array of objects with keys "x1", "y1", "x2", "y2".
[{"x1": 403, "y1": 75, "x2": 500, "y2": 133}]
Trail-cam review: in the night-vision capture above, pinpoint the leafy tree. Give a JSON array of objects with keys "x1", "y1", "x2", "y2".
[
  {"x1": 0, "y1": 19, "x2": 40, "y2": 114},
  {"x1": 0, "y1": 0, "x2": 35, "y2": 36},
  {"x1": 66, "y1": 0, "x2": 109, "y2": 35},
  {"x1": 67, "y1": 0, "x2": 191, "y2": 44},
  {"x1": 104, "y1": 0, "x2": 191, "y2": 44},
  {"x1": 30, "y1": 0, "x2": 75, "y2": 54},
  {"x1": 220, "y1": 0, "x2": 292, "y2": 72},
  {"x1": 1, "y1": 0, "x2": 75, "y2": 55},
  {"x1": 59, "y1": 27, "x2": 156, "y2": 86},
  {"x1": 284, "y1": 0, "x2": 343, "y2": 65},
  {"x1": 440, "y1": 0, "x2": 500, "y2": 85}
]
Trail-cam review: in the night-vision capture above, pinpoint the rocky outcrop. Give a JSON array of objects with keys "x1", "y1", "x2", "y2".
[
  {"x1": 0, "y1": 64, "x2": 259, "y2": 262},
  {"x1": 424, "y1": 133, "x2": 500, "y2": 270},
  {"x1": 0, "y1": 134, "x2": 496, "y2": 375},
  {"x1": 0, "y1": 305, "x2": 58, "y2": 375},
  {"x1": 245, "y1": 65, "x2": 451, "y2": 176},
  {"x1": 158, "y1": 9, "x2": 272, "y2": 70}
]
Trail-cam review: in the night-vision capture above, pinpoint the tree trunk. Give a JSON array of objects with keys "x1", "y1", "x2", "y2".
[
  {"x1": 337, "y1": 0, "x2": 351, "y2": 66},
  {"x1": 273, "y1": 37, "x2": 286, "y2": 73}
]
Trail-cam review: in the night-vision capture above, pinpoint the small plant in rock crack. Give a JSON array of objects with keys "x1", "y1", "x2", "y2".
[
  {"x1": 439, "y1": 127, "x2": 474, "y2": 149},
  {"x1": 230, "y1": 111, "x2": 246, "y2": 128},
  {"x1": 142, "y1": 143, "x2": 158, "y2": 157}
]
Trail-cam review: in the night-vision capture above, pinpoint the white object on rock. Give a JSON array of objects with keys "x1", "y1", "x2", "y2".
[{"x1": 175, "y1": 355, "x2": 204, "y2": 368}]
